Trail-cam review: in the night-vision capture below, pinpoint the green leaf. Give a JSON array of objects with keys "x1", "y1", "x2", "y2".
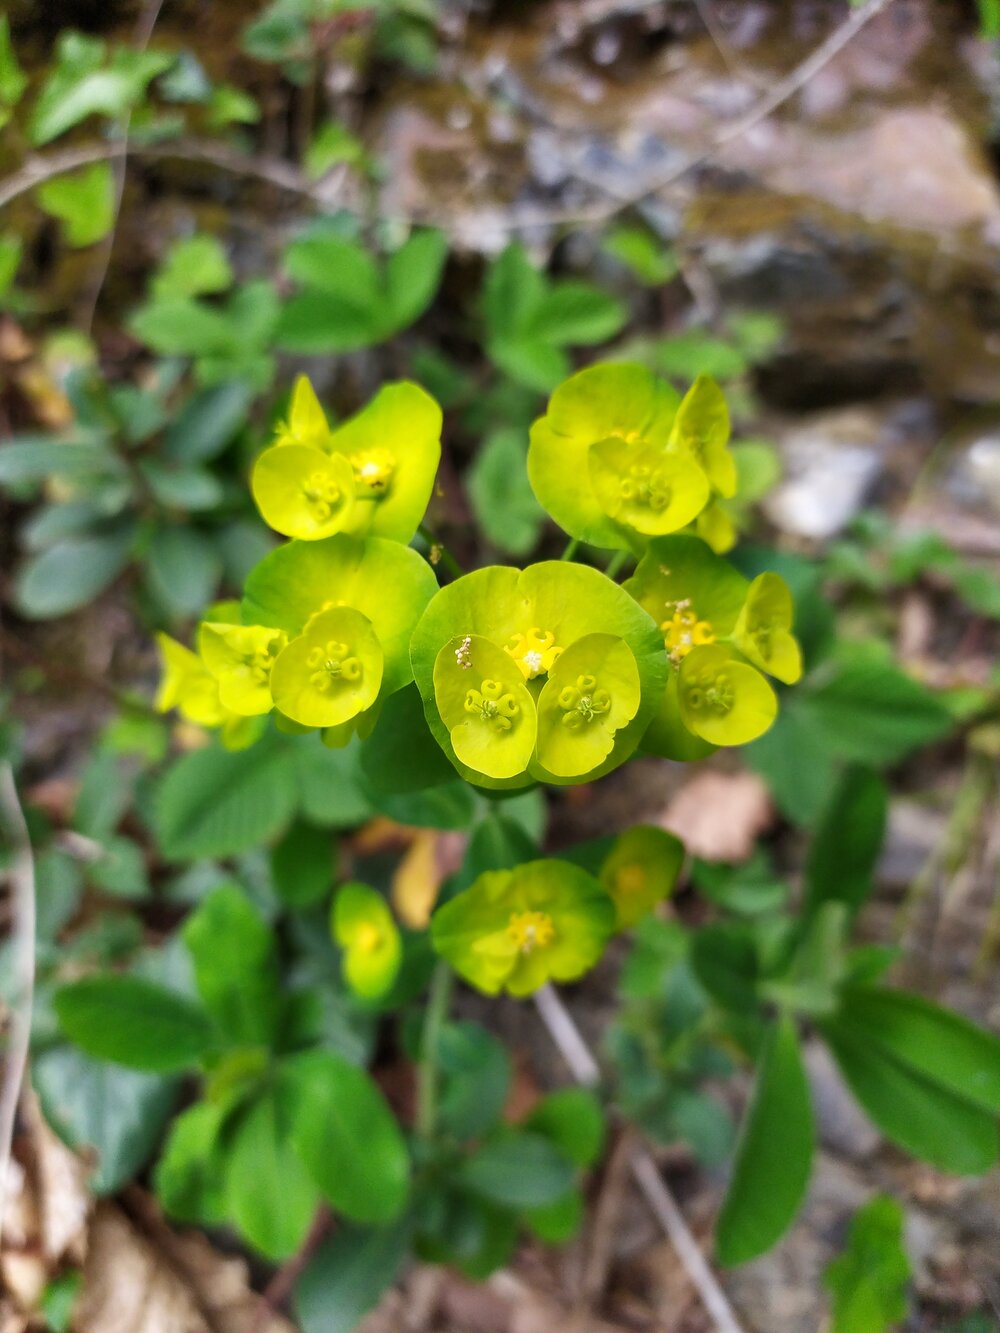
[
  {"x1": 0, "y1": 437, "x2": 117, "y2": 484},
  {"x1": 182, "y1": 885, "x2": 281, "y2": 1047},
  {"x1": 803, "y1": 655, "x2": 953, "y2": 766},
  {"x1": 283, "y1": 1049, "x2": 410, "y2": 1223},
  {"x1": 690, "y1": 923, "x2": 760, "y2": 1016},
  {"x1": 821, "y1": 1019, "x2": 998, "y2": 1175},
  {"x1": 746, "y1": 703, "x2": 839, "y2": 826},
  {"x1": 525, "y1": 1088, "x2": 605, "y2": 1167},
  {"x1": 87, "y1": 835, "x2": 151, "y2": 899},
  {"x1": 360, "y1": 685, "x2": 456, "y2": 796},
  {"x1": 36, "y1": 162, "x2": 115, "y2": 247},
  {"x1": 154, "y1": 1100, "x2": 231, "y2": 1223},
  {"x1": 295, "y1": 1221, "x2": 411, "y2": 1333},
  {"x1": 73, "y1": 749, "x2": 129, "y2": 840},
  {"x1": 384, "y1": 229, "x2": 447, "y2": 327},
  {"x1": 129, "y1": 296, "x2": 236, "y2": 357},
  {"x1": 226, "y1": 1091, "x2": 319, "y2": 1259},
  {"x1": 716, "y1": 1016, "x2": 814, "y2": 1266},
  {"x1": 602, "y1": 226, "x2": 677, "y2": 286},
  {"x1": 271, "y1": 820, "x2": 335, "y2": 908},
  {"x1": 34, "y1": 1046, "x2": 178, "y2": 1194},
  {"x1": 0, "y1": 18, "x2": 28, "y2": 108},
  {"x1": 292, "y1": 739, "x2": 375, "y2": 829},
  {"x1": 824, "y1": 1195, "x2": 910, "y2": 1333},
  {"x1": 461, "y1": 1130, "x2": 576, "y2": 1209},
  {"x1": 155, "y1": 735, "x2": 298, "y2": 860},
  {"x1": 30, "y1": 42, "x2": 171, "y2": 144},
  {"x1": 54, "y1": 975, "x2": 215, "y2": 1073},
  {"x1": 527, "y1": 282, "x2": 626, "y2": 346},
  {"x1": 162, "y1": 381, "x2": 253, "y2": 463},
  {"x1": 804, "y1": 766, "x2": 887, "y2": 921},
  {"x1": 467, "y1": 428, "x2": 546, "y2": 557},
  {"x1": 14, "y1": 531, "x2": 133, "y2": 619},
  {"x1": 0, "y1": 232, "x2": 22, "y2": 299},
  {"x1": 146, "y1": 527, "x2": 222, "y2": 618},
  {"x1": 152, "y1": 235, "x2": 233, "y2": 300},
  {"x1": 836, "y1": 987, "x2": 1000, "y2": 1115},
  {"x1": 274, "y1": 291, "x2": 379, "y2": 353},
  {"x1": 487, "y1": 335, "x2": 568, "y2": 392},
  {"x1": 436, "y1": 1022, "x2": 511, "y2": 1141}
]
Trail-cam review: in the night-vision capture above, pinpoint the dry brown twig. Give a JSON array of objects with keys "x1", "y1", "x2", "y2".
[{"x1": 533, "y1": 984, "x2": 746, "y2": 1333}]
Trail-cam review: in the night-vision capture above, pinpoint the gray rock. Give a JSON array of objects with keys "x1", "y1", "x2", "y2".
[{"x1": 762, "y1": 408, "x2": 886, "y2": 539}]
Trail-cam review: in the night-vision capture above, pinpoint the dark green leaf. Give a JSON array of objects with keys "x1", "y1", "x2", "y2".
[
  {"x1": 162, "y1": 381, "x2": 252, "y2": 463},
  {"x1": 73, "y1": 750, "x2": 129, "y2": 840},
  {"x1": 34, "y1": 1046, "x2": 178, "y2": 1194},
  {"x1": 54, "y1": 975, "x2": 214, "y2": 1073},
  {"x1": 0, "y1": 438, "x2": 116, "y2": 484},
  {"x1": 716, "y1": 1016, "x2": 814, "y2": 1266},
  {"x1": 467, "y1": 428, "x2": 546, "y2": 557},
  {"x1": 226, "y1": 1091, "x2": 320, "y2": 1259},
  {"x1": 690, "y1": 923, "x2": 760, "y2": 1016},
  {"x1": 360, "y1": 685, "x2": 455, "y2": 795},
  {"x1": 525, "y1": 1088, "x2": 604, "y2": 1167},
  {"x1": 461, "y1": 1131, "x2": 575, "y2": 1209},
  {"x1": 182, "y1": 885, "x2": 281, "y2": 1047},
  {"x1": 437, "y1": 1022, "x2": 511, "y2": 1141},
  {"x1": 271, "y1": 821, "x2": 335, "y2": 908},
  {"x1": 821, "y1": 1019, "x2": 998, "y2": 1174},
  {"x1": 15, "y1": 532, "x2": 133, "y2": 619},
  {"x1": 292, "y1": 739, "x2": 375, "y2": 829},
  {"x1": 155, "y1": 736, "x2": 298, "y2": 860},
  {"x1": 146, "y1": 526, "x2": 222, "y2": 619},
  {"x1": 284, "y1": 1049, "x2": 410, "y2": 1223},
  {"x1": 804, "y1": 766, "x2": 887, "y2": 922},
  {"x1": 295, "y1": 1221, "x2": 411, "y2": 1333}
]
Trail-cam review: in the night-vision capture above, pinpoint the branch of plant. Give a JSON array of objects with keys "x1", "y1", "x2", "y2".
[
  {"x1": 418, "y1": 524, "x2": 464, "y2": 580},
  {"x1": 415, "y1": 961, "x2": 455, "y2": 1140},
  {"x1": 0, "y1": 760, "x2": 37, "y2": 1251},
  {"x1": 533, "y1": 983, "x2": 746, "y2": 1333},
  {"x1": 78, "y1": 0, "x2": 168, "y2": 335}
]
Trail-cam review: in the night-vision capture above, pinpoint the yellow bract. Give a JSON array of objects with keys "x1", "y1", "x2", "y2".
[
  {"x1": 198, "y1": 622, "x2": 286, "y2": 716},
  {"x1": 269, "y1": 605, "x2": 384, "y2": 728}
]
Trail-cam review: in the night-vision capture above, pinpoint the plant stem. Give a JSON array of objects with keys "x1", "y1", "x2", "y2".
[
  {"x1": 0, "y1": 762, "x2": 36, "y2": 1250},
  {"x1": 418, "y1": 524, "x2": 463, "y2": 580},
  {"x1": 604, "y1": 550, "x2": 629, "y2": 580},
  {"x1": 416, "y1": 961, "x2": 454, "y2": 1140},
  {"x1": 533, "y1": 984, "x2": 746, "y2": 1333},
  {"x1": 560, "y1": 538, "x2": 580, "y2": 562}
]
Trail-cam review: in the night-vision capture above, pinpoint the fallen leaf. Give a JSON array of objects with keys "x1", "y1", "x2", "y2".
[{"x1": 658, "y1": 770, "x2": 773, "y2": 863}]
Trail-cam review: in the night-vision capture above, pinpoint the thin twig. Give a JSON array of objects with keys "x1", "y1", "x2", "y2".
[
  {"x1": 0, "y1": 760, "x2": 36, "y2": 1251},
  {"x1": 534, "y1": 984, "x2": 746, "y2": 1333},
  {"x1": 78, "y1": 0, "x2": 167, "y2": 334},
  {"x1": 0, "y1": 138, "x2": 324, "y2": 213},
  {"x1": 252, "y1": 1206, "x2": 333, "y2": 1333}
]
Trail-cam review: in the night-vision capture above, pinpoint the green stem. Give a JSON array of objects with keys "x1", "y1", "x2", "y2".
[
  {"x1": 418, "y1": 524, "x2": 463, "y2": 580},
  {"x1": 604, "y1": 549, "x2": 629, "y2": 580},
  {"x1": 415, "y1": 961, "x2": 454, "y2": 1140},
  {"x1": 560, "y1": 538, "x2": 580, "y2": 562}
]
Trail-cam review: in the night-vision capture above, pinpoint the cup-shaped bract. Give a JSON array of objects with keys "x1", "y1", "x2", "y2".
[
  {"x1": 599, "y1": 825, "x2": 684, "y2": 929},
  {"x1": 256, "y1": 377, "x2": 442, "y2": 544},
  {"x1": 677, "y1": 643, "x2": 777, "y2": 746},
  {"x1": 528, "y1": 362, "x2": 688, "y2": 549},
  {"x1": 625, "y1": 535, "x2": 796, "y2": 757},
  {"x1": 252, "y1": 444, "x2": 356, "y2": 540},
  {"x1": 731, "y1": 572, "x2": 803, "y2": 685},
  {"x1": 671, "y1": 374, "x2": 737, "y2": 499},
  {"x1": 333, "y1": 882, "x2": 402, "y2": 1002},
  {"x1": 242, "y1": 533, "x2": 438, "y2": 734},
  {"x1": 433, "y1": 635, "x2": 536, "y2": 780},
  {"x1": 198, "y1": 622, "x2": 288, "y2": 716},
  {"x1": 588, "y1": 437, "x2": 710, "y2": 537},
  {"x1": 410, "y1": 561, "x2": 668, "y2": 789},
  {"x1": 534, "y1": 634, "x2": 641, "y2": 778},
  {"x1": 156, "y1": 633, "x2": 230, "y2": 728},
  {"x1": 270, "y1": 606, "x2": 384, "y2": 728},
  {"x1": 431, "y1": 859, "x2": 616, "y2": 997}
]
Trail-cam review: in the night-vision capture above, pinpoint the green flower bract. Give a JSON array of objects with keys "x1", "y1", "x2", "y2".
[{"x1": 430, "y1": 859, "x2": 615, "y2": 997}]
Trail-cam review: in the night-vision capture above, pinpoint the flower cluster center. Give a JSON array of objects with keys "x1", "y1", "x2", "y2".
[
  {"x1": 354, "y1": 921, "x2": 383, "y2": 955},
  {"x1": 351, "y1": 448, "x2": 396, "y2": 493},
  {"x1": 684, "y1": 667, "x2": 734, "y2": 716},
  {"x1": 504, "y1": 627, "x2": 562, "y2": 680},
  {"x1": 558, "y1": 673, "x2": 611, "y2": 731},
  {"x1": 620, "y1": 463, "x2": 671, "y2": 512},
  {"x1": 307, "y1": 639, "x2": 363, "y2": 691},
  {"x1": 661, "y1": 599, "x2": 716, "y2": 663},
  {"x1": 301, "y1": 470, "x2": 344, "y2": 521},
  {"x1": 465, "y1": 678, "x2": 520, "y2": 731},
  {"x1": 506, "y1": 910, "x2": 555, "y2": 954}
]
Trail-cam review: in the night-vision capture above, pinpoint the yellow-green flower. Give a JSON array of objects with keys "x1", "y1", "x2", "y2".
[
  {"x1": 410, "y1": 561, "x2": 667, "y2": 789},
  {"x1": 198, "y1": 622, "x2": 287, "y2": 716},
  {"x1": 154, "y1": 633, "x2": 265, "y2": 750},
  {"x1": 332, "y1": 883, "x2": 402, "y2": 1001},
  {"x1": 252, "y1": 376, "x2": 442, "y2": 543},
  {"x1": 625, "y1": 535, "x2": 799, "y2": 756},
  {"x1": 242, "y1": 533, "x2": 438, "y2": 738},
  {"x1": 600, "y1": 825, "x2": 684, "y2": 928},
  {"x1": 431, "y1": 860, "x2": 615, "y2": 997}
]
